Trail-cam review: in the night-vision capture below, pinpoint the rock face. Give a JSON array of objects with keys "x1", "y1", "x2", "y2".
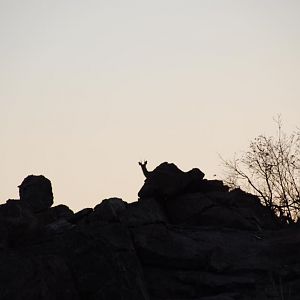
[{"x1": 0, "y1": 165, "x2": 299, "y2": 300}]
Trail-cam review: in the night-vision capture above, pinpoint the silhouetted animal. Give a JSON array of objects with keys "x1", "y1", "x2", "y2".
[{"x1": 139, "y1": 161, "x2": 150, "y2": 178}]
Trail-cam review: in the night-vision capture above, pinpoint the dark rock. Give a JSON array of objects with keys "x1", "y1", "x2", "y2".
[
  {"x1": 163, "y1": 192, "x2": 215, "y2": 224},
  {"x1": 131, "y1": 223, "x2": 265, "y2": 271},
  {"x1": 56, "y1": 223, "x2": 149, "y2": 300},
  {"x1": 44, "y1": 219, "x2": 74, "y2": 234},
  {"x1": 144, "y1": 267, "x2": 254, "y2": 299},
  {"x1": 0, "y1": 253, "x2": 79, "y2": 300},
  {"x1": 0, "y1": 200, "x2": 37, "y2": 246},
  {"x1": 197, "y1": 206, "x2": 255, "y2": 230},
  {"x1": 228, "y1": 189, "x2": 279, "y2": 230},
  {"x1": 19, "y1": 175, "x2": 53, "y2": 212},
  {"x1": 194, "y1": 179, "x2": 230, "y2": 193},
  {"x1": 1, "y1": 169, "x2": 299, "y2": 300},
  {"x1": 69, "y1": 208, "x2": 93, "y2": 224},
  {"x1": 120, "y1": 198, "x2": 167, "y2": 227},
  {"x1": 90, "y1": 198, "x2": 127, "y2": 222},
  {"x1": 131, "y1": 223, "x2": 297, "y2": 299},
  {"x1": 163, "y1": 190, "x2": 277, "y2": 230},
  {"x1": 138, "y1": 162, "x2": 205, "y2": 199},
  {"x1": 36, "y1": 204, "x2": 74, "y2": 226}
]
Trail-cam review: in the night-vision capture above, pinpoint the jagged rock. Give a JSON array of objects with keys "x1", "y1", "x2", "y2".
[
  {"x1": 138, "y1": 162, "x2": 205, "y2": 199},
  {"x1": 19, "y1": 175, "x2": 53, "y2": 212}
]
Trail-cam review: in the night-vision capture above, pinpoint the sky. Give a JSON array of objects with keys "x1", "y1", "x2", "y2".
[{"x1": 1, "y1": 0, "x2": 300, "y2": 212}]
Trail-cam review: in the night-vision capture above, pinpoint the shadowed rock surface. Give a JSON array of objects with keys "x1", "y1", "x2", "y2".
[{"x1": 0, "y1": 166, "x2": 299, "y2": 300}]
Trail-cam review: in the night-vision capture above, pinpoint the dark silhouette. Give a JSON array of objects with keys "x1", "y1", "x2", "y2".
[
  {"x1": 0, "y1": 165, "x2": 299, "y2": 300},
  {"x1": 138, "y1": 161, "x2": 205, "y2": 198},
  {"x1": 138, "y1": 160, "x2": 150, "y2": 178},
  {"x1": 223, "y1": 117, "x2": 300, "y2": 222},
  {"x1": 19, "y1": 175, "x2": 53, "y2": 212}
]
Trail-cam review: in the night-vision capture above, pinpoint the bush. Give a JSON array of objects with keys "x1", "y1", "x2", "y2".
[{"x1": 223, "y1": 117, "x2": 300, "y2": 223}]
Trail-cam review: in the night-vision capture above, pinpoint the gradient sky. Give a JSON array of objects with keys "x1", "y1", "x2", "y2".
[{"x1": 1, "y1": 0, "x2": 300, "y2": 211}]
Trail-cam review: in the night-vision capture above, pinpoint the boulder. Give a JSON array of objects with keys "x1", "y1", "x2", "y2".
[
  {"x1": 19, "y1": 175, "x2": 53, "y2": 212},
  {"x1": 138, "y1": 162, "x2": 205, "y2": 199},
  {"x1": 89, "y1": 198, "x2": 127, "y2": 222}
]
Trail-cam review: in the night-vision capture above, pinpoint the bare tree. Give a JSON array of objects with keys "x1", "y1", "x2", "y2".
[{"x1": 223, "y1": 117, "x2": 300, "y2": 222}]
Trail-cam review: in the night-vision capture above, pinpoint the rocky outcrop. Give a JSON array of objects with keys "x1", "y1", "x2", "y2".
[
  {"x1": 19, "y1": 175, "x2": 53, "y2": 212},
  {"x1": 0, "y1": 164, "x2": 299, "y2": 300},
  {"x1": 138, "y1": 162, "x2": 205, "y2": 198}
]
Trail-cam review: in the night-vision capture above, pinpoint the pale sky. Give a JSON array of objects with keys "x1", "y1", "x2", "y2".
[{"x1": 1, "y1": 0, "x2": 300, "y2": 211}]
